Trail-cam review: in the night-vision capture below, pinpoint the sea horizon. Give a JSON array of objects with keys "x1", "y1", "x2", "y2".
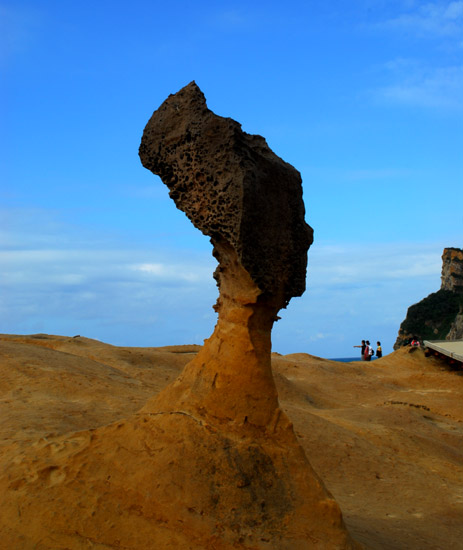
[{"x1": 330, "y1": 356, "x2": 377, "y2": 363}]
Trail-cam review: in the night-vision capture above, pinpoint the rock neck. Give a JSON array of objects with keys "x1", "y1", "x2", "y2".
[{"x1": 151, "y1": 238, "x2": 282, "y2": 428}]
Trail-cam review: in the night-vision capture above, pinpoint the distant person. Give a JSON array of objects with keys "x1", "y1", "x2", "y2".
[
  {"x1": 353, "y1": 340, "x2": 366, "y2": 360},
  {"x1": 376, "y1": 341, "x2": 382, "y2": 358},
  {"x1": 410, "y1": 337, "x2": 420, "y2": 347},
  {"x1": 365, "y1": 340, "x2": 373, "y2": 361}
]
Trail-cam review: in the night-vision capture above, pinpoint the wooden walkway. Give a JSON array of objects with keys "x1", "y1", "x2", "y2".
[{"x1": 424, "y1": 340, "x2": 463, "y2": 363}]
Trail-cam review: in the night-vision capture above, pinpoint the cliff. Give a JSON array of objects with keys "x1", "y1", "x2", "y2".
[{"x1": 394, "y1": 247, "x2": 463, "y2": 348}]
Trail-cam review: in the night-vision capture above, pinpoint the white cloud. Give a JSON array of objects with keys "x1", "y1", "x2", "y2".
[
  {"x1": 0, "y1": 208, "x2": 450, "y2": 357},
  {"x1": 382, "y1": 1, "x2": 463, "y2": 37},
  {"x1": 366, "y1": 3, "x2": 463, "y2": 111},
  {"x1": 377, "y1": 63, "x2": 463, "y2": 110},
  {"x1": 132, "y1": 262, "x2": 211, "y2": 282},
  {"x1": 309, "y1": 332, "x2": 329, "y2": 342},
  {"x1": 0, "y1": 248, "x2": 215, "y2": 291},
  {"x1": 273, "y1": 241, "x2": 445, "y2": 357},
  {"x1": 0, "y1": 209, "x2": 218, "y2": 346},
  {"x1": 136, "y1": 263, "x2": 165, "y2": 275},
  {"x1": 307, "y1": 242, "x2": 442, "y2": 289}
]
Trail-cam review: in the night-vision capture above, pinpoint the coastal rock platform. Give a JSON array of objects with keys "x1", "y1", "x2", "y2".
[{"x1": 0, "y1": 334, "x2": 462, "y2": 549}]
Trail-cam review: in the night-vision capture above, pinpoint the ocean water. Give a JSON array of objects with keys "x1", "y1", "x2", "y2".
[{"x1": 330, "y1": 356, "x2": 377, "y2": 362}]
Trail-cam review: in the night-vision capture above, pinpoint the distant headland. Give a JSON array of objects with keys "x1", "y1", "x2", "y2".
[{"x1": 395, "y1": 247, "x2": 463, "y2": 348}]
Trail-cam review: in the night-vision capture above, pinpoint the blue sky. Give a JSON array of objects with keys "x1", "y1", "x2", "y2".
[{"x1": 1, "y1": 0, "x2": 462, "y2": 357}]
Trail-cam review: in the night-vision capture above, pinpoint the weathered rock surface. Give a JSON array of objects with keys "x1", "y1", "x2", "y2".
[
  {"x1": 0, "y1": 84, "x2": 356, "y2": 549},
  {"x1": 395, "y1": 247, "x2": 463, "y2": 348},
  {"x1": 139, "y1": 81, "x2": 313, "y2": 307},
  {"x1": 441, "y1": 247, "x2": 463, "y2": 292},
  {"x1": 448, "y1": 311, "x2": 463, "y2": 340}
]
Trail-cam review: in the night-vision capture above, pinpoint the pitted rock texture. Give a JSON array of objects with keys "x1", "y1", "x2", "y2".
[
  {"x1": 139, "y1": 82, "x2": 316, "y2": 427},
  {"x1": 139, "y1": 81, "x2": 313, "y2": 307}
]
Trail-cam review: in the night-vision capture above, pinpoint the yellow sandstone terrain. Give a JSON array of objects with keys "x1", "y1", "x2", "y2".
[{"x1": 0, "y1": 333, "x2": 461, "y2": 549}]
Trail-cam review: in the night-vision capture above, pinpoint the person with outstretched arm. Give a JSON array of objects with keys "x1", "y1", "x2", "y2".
[{"x1": 354, "y1": 340, "x2": 366, "y2": 360}]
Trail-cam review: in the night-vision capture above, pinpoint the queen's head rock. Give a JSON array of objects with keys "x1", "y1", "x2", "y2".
[
  {"x1": 139, "y1": 81, "x2": 315, "y2": 428},
  {"x1": 139, "y1": 81, "x2": 313, "y2": 308}
]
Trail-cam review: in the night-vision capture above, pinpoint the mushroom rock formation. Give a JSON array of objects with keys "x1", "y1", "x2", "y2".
[
  {"x1": 136, "y1": 82, "x2": 358, "y2": 548},
  {"x1": 139, "y1": 81, "x2": 313, "y2": 427},
  {"x1": 0, "y1": 83, "x2": 359, "y2": 549}
]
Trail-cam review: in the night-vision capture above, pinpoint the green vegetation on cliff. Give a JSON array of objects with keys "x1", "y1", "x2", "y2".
[{"x1": 399, "y1": 289, "x2": 463, "y2": 342}]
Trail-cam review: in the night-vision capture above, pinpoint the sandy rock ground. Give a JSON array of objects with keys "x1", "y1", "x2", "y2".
[{"x1": 0, "y1": 334, "x2": 461, "y2": 549}]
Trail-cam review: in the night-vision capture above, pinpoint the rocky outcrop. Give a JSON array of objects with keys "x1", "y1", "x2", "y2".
[
  {"x1": 395, "y1": 247, "x2": 463, "y2": 348},
  {"x1": 448, "y1": 311, "x2": 463, "y2": 340},
  {"x1": 441, "y1": 247, "x2": 463, "y2": 292},
  {"x1": 0, "y1": 83, "x2": 358, "y2": 549}
]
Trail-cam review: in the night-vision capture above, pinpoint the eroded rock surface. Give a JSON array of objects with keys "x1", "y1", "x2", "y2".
[{"x1": 139, "y1": 81, "x2": 313, "y2": 306}]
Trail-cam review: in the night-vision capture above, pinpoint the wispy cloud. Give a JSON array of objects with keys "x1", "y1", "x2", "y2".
[
  {"x1": 0, "y1": 208, "x2": 218, "y2": 345},
  {"x1": 132, "y1": 262, "x2": 211, "y2": 282},
  {"x1": 0, "y1": 208, "x2": 449, "y2": 356},
  {"x1": 307, "y1": 242, "x2": 442, "y2": 288},
  {"x1": 273, "y1": 240, "x2": 445, "y2": 355},
  {"x1": 381, "y1": 1, "x2": 463, "y2": 37},
  {"x1": 376, "y1": 61, "x2": 463, "y2": 110},
  {"x1": 367, "y1": 2, "x2": 463, "y2": 111}
]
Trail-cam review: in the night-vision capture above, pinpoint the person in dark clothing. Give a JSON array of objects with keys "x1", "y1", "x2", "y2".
[{"x1": 354, "y1": 340, "x2": 366, "y2": 360}]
